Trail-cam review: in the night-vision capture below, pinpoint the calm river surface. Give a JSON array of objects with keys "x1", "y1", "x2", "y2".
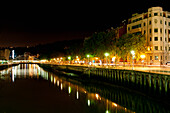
[{"x1": 0, "y1": 64, "x2": 169, "y2": 113}]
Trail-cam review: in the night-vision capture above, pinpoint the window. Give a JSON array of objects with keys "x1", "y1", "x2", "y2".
[
  {"x1": 149, "y1": 20, "x2": 151, "y2": 25},
  {"x1": 154, "y1": 46, "x2": 158, "y2": 50},
  {"x1": 160, "y1": 20, "x2": 162, "y2": 24},
  {"x1": 160, "y1": 37, "x2": 162, "y2": 41},
  {"x1": 150, "y1": 37, "x2": 152, "y2": 41},
  {"x1": 169, "y1": 38, "x2": 170, "y2": 42},
  {"x1": 161, "y1": 56, "x2": 162, "y2": 60},
  {"x1": 169, "y1": 47, "x2": 170, "y2": 51},
  {"x1": 149, "y1": 14, "x2": 151, "y2": 17},
  {"x1": 169, "y1": 22, "x2": 170, "y2": 26},
  {"x1": 149, "y1": 29, "x2": 152, "y2": 34},
  {"x1": 160, "y1": 28, "x2": 162, "y2": 33},
  {"x1": 144, "y1": 22, "x2": 145, "y2": 26},
  {"x1": 165, "y1": 29, "x2": 167, "y2": 34},
  {"x1": 132, "y1": 24, "x2": 141, "y2": 29},
  {"x1": 154, "y1": 28, "x2": 158, "y2": 33},
  {"x1": 160, "y1": 46, "x2": 162, "y2": 50},
  {"x1": 165, "y1": 37, "x2": 167, "y2": 42},
  {"x1": 165, "y1": 46, "x2": 167, "y2": 51},
  {"x1": 165, "y1": 21, "x2": 167, "y2": 25},
  {"x1": 150, "y1": 56, "x2": 152, "y2": 60},
  {"x1": 163, "y1": 13, "x2": 166, "y2": 17},
  {"x1": 155, "y1": 56, "x2": 158, "y2": 60},
  {"x1": 144, "y1": 30, "x2": 146, "y2": 34},
  {"x1": 128, "y1": 27, "x2": 130, "y2": 31},
  {"x1": 154, "y1": 13, "x2": 158, "y2": 16},
  {"x1": 154, "y1": 37, "x2": 158, "y2": 41},
  {"x1": 160, "y1": 13, "x2": 162, "y2": 16}
]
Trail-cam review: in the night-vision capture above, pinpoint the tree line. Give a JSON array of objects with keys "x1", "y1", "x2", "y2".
[
  {"x1": 12, "y1": 29, "x2": 146, "y2": 63},
  {"x1": 82, "y1": 29, "x2": 146, "y2": 63}
]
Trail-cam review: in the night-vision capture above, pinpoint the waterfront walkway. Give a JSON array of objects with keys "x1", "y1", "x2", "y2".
[{"x1": 47, "y1": 63, "x2": 170, "y2": 75}]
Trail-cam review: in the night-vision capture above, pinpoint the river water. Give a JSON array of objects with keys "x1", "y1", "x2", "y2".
[{"x1": 0, "y1": 64, "x2": 169, "y2": 113}]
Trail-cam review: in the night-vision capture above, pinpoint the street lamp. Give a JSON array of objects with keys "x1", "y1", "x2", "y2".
[
  {"x1": 131, "y1": 50, "x2": 135, "y2": 70},
  {"x1": 140, "y1": 54, "x2": 145, "y2": 67},
  {"x1": 104, "y1": 53, "x2": 110, "y2": 67},
  {"x1": 87, "y1": 54, "x2": 90, "y2": 65},
  {"x1": 68, "y1": 56, "x2": 71, "y2": 64}
]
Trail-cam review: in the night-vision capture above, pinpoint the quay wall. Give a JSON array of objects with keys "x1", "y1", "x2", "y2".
[{"x1": 39, "y1": 64, "x2": 170, "y2": 98}]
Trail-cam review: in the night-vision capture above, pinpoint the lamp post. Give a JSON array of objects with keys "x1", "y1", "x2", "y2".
[
  {"x1": 104, "y1": 53, "x2": 110, "y2": 67},
  {"x1": 68, "y1": 56, "x2": 71, "y2": 64},
  {"x1": 87, "y1": 55, "x2": 90, "y2": 65},
  {"x1": 131, "y1": 50, "x2": 135, "y2": 70},
  {"x1": 140, "y1": 54, "x2": 145, "y2": 67}
]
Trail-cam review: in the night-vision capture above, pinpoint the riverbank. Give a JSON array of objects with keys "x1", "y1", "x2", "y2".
[
  {"x1": 38, "y1": 64, "x2": 170, "y2": 109},
  {"x1": 0, "y1": 63, "x2": 19, "y2": 70}
]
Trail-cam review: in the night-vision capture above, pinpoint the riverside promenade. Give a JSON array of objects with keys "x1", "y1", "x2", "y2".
[{"x1": 45, "y1": 63, "x2": 170, "y2": 75}]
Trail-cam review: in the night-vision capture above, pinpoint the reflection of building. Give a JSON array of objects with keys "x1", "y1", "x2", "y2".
[
  {"x1": 127, "y1": 7, "x2": 170, "y2": 65},
  {"x1": 0, "y1": 49, "x2": 10, "y2": 60}
]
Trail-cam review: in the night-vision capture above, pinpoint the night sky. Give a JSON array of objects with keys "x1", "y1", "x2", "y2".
[{"x1": 0, "y1": 0, "x2": 170, "y2": 47}]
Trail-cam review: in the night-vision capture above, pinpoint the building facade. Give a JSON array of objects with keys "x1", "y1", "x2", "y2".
[
  {"x1": 0, "y1": 49, "x2": 10, "y2": 60},
  {"x1": 127, "y1": 7, "x2": 170, "y2": 65}
]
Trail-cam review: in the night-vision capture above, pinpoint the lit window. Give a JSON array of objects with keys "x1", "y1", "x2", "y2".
[{"x1": 155, "y1": 56, "x2": 158, "y2": 60}]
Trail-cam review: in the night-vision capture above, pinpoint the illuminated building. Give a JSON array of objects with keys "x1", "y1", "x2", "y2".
[{"x1": 127, "y1": 7, "x2": 170, "y2": 65}]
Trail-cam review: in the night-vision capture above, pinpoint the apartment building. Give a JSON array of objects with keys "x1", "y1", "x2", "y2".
[{"x1": 127, "y1": 7, "x2": 170, "y2": 65}]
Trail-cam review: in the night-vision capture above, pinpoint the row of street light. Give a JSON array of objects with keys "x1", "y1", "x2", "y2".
[{"x1": 53, "y1": 50, "x2": 146, "y2": 68}]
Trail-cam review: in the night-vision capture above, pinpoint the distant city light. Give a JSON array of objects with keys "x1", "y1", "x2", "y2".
[
  {"x1": 88, "y1": 100, "x2": 90, "y2": 106},
  {"x1": 12, "y1": 50, "x2": 15, "y2": 59}
]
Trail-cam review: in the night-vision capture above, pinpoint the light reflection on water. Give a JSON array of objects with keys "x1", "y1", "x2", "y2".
[{"x1": 0, "y1": 64, "x2": 169, "y2": 113}]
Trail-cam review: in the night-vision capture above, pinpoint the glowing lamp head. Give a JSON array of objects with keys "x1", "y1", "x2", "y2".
[
  {"x1": 131, "y1": 50, "x2": 135, "y2": 55},
  {"x1": 87, "y1": 55, "x2": 90, "y2": 58},
  {"x1": 104, "y1": 53, "x2": 109, "y2": 57},
  {"x1": 140, "y1": 55, "x2": 145, "y2": 59},
  {"x1": 68, "y1": 56, "x2": 71, "y2": 60}
]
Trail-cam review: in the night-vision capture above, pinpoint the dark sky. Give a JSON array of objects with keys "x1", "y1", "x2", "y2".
[{"x1": 0, "y1": 0, "x2": 170, "y2": 47}]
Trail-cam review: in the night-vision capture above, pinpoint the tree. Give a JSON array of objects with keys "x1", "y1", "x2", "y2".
[
  {"x1": 117, "y1": 33, "x2": 146, "y2": 65},
  {"x1": 83, "y1": 30, "x2": 117, "y2": 58}
]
